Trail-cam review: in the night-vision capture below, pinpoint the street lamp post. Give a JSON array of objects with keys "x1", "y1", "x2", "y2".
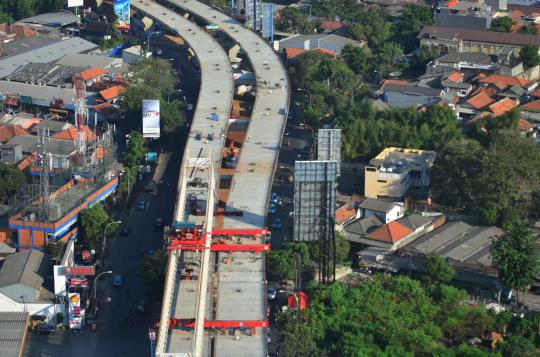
[
  {"x1": 146, "y1": 31, "x2": 161, "y2": 55},
  {"x1": 124, "y1": 166, "x2": 138, "y2": 202},
  {"x1": 92, "y1": 270, "x2": 113, "y2": 317},
  {"x1": 101, "y1": 221, "x2": 121, "y2": 264}
]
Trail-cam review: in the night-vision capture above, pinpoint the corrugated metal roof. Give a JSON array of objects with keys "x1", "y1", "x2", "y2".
[
  {"x1": 0, "y1": 37, "x2": 98, "y2": 78},
  {"x1": 0, "y1": 311, "x2": 28, "y2": 357}
]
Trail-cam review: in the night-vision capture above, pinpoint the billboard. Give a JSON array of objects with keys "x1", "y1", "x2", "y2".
[
  {"x1": 293, "y1": 161, "x2": 337, "y2": 242},
  {"x1": 317, "y1": 129, "x2": 341, "y2": 176},
  {"x1": 114, "y1": 0, "x2": 131, "y2": 30},
  {"x1": 68, "y1": 293, "x2": 82, "y2": 330},
  {"x1": 142, "y1": 99, "x2": 160, "y2": 138},
  {"x1": 68, "y1": 0, "x2": 84, "y2": 7}
]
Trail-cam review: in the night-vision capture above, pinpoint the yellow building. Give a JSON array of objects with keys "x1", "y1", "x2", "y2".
[{"x1": 364, "y1": 147, "x2": 436, "y2": 200}]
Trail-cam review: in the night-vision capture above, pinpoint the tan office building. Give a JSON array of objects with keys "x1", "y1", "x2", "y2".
[{"x1": 365, "y1": 147, "x2": 436, "y2": 200}]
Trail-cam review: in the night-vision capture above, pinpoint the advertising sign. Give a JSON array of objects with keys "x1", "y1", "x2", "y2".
[
  {"x1": 68, "y1": 0, "x2": 84, "y2": 7},
  {"x1": 142, "y1": 99, "x2": 160, "y2": 138},
  {"x1": 64, "y1": 266, "x2": 96, "y2": 276},
  {"x1": 68, "y1": 293, "x2": 82, "y2": 330},
  {"x1": 114, "y1": 0, "x2": 131, "y2": 30}
]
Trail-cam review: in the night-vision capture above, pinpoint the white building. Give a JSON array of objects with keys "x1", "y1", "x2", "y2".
[{"x1": 358, "y1": 198, "x2": 403, "y2": 224}]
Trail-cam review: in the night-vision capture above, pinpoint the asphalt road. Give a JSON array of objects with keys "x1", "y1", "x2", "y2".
[
  {"x1": 24, "y1": 150, "x2": 180, "y2": 357},
  {"x1": 23, "y1": 42, "x2": 198, "y2": 357}
]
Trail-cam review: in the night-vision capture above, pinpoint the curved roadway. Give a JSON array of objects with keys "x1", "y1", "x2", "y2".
[{"x1": 132, "y1": 1, "x2": 290, "y2": 356}]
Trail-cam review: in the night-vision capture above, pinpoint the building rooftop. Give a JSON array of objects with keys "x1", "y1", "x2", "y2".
[
  {"x1": 0, "y1": 80, "x2": 97, "y2": 108},
  {"x1": 335, "y1": 204, "x2": 357, "y2": 224},
  {"x1": 488, "y1": 97, "x2": 517, "y2": 116},
  {"x1": 359, "y1": 198, "x2": 399, "y2": 213},
  {"x1": 19, "y1": 11, "x2": 77, "y2": 27},
  {"x1": 405, "y1": 221, "x2": 505, "y2": 267},
  {"x1": 99, "y1": 85, "x2": 125, "y2": 101},
  {"x1": 56, "y1": 53, "x2": 123, "y2": 70},
  {"x1": 0, "y1": 250, "x2": 53, "y2": 303},
  {"x1": 480, "y1": 74, "x2": 530, "y2": 89},
  {"x1": 344, "y1": 215, "x2": 384, "y2": 240},
  {"x1": 0, "y1": 37, "x2": 98, "y2": 78},
  {"x1": 435, "y1": 51, "x2": 494, "y2": 65},
  {"x1": 383, "y1": 83, "x2": 444, "y2": 97},
  {"x1": 520, "y1": 98, "x2": 540, "y2": 112},
  {"x1": 51, "y1": 125, "x2": 96, "y2": 142},
  {"x1": 368, "y1": 147, "x2": 436, "y2": 172},
  {"x1": 6, "y1": 135, "x2": 77, "y2": 156},
  {"x1": 418, "y1": 26, "x2": 540, "y2": 47},
  {"x1": 5, "y1": 62, "x2": 85, "y2": 87},
  {"x1": 367, "y1": 221, "x2": 413, "y2": 243},
  {"x1": 0, "y1": 312, "x2": 29, "y2": 357},
  {"x1": 284, "y1": 47, "x2": 336, "y2": 60},
  {"x1": 0, "y1": 125, "x2": 31, "y2": 143}
]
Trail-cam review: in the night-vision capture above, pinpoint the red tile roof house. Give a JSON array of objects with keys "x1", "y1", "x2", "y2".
[
  {"x1": 519, "y1": 98, "x2": 540, "y2": 125},
  {"x1": 344, "y1": 214, "x2": 446, "y2": 251}
]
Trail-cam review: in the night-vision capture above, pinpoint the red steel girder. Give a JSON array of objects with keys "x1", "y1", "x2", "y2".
[
  {"x1": 211, "y1": 228, "x2": 268, "y2": 237},
  {"x1": 169, "y1": 319, "x2": 268, "y2": 329},
  {"x1": 210, "y1": 243, "x2": 270, "y2": 252}
]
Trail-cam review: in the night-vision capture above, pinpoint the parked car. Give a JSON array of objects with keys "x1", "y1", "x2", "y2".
[
  {"x1": 270, "y1": 193, "x2": 279, "y2": 204},
  {"x1": 120, "y1": 226, "x2": 132, "y2": 236},
  {"x1": 267, "y1": 287, "x2": 277, "y2": 300},
  {"x1": 137, "y1": 200, "x2": 147, "y2": 210},
  {"x1": 31, "y1": 322, "x2": 55, "y2": 335},
  {"x1": 112, "y1": 274, "x2": 123, "y2": 287},
  {"x1": 271, "y1": 219, "x2": 283, "y2": 230},
  {"x1": 267, "y1": 203, "x2": 277, "y2": 215},
  {"x1": 267, "y1": 327, "x2": 272, "y2": 343}
]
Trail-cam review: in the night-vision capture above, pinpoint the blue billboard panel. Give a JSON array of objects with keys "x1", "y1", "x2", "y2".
[{"x1": 114, "y1": 0, "x2": 131, "y2": 30}]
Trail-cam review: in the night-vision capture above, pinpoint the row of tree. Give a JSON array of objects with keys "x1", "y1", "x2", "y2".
[
  {"x1": 267, "y1": 231, "x2": 350, "y2": 282},
  {"x1": 277, "y1": 262, "x2": 540, "y2": 356},
  {"x1": 432, "y1": 131, "x2": 540, "y2": 225},
  {"x1": 119, "y1": 58, "x2": 186, "y2": 148}
]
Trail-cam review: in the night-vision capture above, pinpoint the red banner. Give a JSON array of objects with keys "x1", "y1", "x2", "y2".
[{"x1": 64, "y1": 266, "x2": 95, "y2": 276}]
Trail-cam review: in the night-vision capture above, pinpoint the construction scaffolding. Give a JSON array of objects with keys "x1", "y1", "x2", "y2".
[{"x1": 8, "y1": 126, "x2": 118, "y2": 223}]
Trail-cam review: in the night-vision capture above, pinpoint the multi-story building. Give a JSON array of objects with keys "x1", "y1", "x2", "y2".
[
  {"x1": 364, "y1": 147, "x2": 436, "y2": 200},
  {"x1": 418, "y1": 26, "x2": 540, "y2": 56}
]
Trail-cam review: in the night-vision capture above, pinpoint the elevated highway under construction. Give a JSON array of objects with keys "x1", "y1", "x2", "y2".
[{"x1": 131, "y1": 1, "x2": 289, "y2": 356}]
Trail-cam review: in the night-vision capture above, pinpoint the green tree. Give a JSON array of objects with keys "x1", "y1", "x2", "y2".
[
  {"x1": 78, "y1": 205, "x2": 112, "y2": 250},
  {"x1": 277, "y1": 311, "x2": 318, "y2": 357},
  {"x1": 490, "y1": 16, "x2": 514, "y2": 32},
  {"x1": 519, "y1": 25, "x2": 538, "y2": 35},
  {"x1": 139, "y1": 250, "x2": 168, "y2": 299},
  {"x1": 267, "y1": 242, "x2": 310, "y2": 281},
  {"x1": 46, "y1": 240, "x2": 65, "y2": 263},
  {"x1": 347, "y1": 7, "x2": 393, "y2": 49},
  {"x1": 423, "y1": 252, "x2": 456, "y2": 284},
  {"x1": 398, "y1": 5, "x2": 434, "y2": 33},
  {"x1": 123, "y1": 130, "x2": 146, "y2": 168},
  {"x1": 521, "y1": 44, "x2": 540, "y2": 69},
  {"x1": 341, "y1": 44, "x2": 370, "y2": 77},
  {"x1": 0, "y1": 163, "x2": 25, "y2": 204},
  {"x1": 160, "y1": 100, "x2": 186, "y2": 148},
  {"x1": 276, "y1": 7, "x2": 315, "y2": 34},
  {"x1": 130, "y1": 58, "x2": 175, "y2": 95},
  {"x1": 378, "y1": 41, "x2": 404, "y2": 73},
  {"x1": 501, "y1": 335, "x2": 537, "y2": 356},
  {"x1": 491, "y1": 220, "x2": 539, "y2": 301}
]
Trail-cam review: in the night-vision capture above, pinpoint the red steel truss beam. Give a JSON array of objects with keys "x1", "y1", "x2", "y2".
[
  {"x1": 211, "y1": 228, "x2": 268, "y2": 236},
  {"x1": 210, "y1": 243, "x2": 270, "y2": 252},
  {"x1": 169, "y1": 319, "x2": 268, "y2": 329},
  {"x1": 168, "y1": 243, "x2": 270, "y2": 252}
]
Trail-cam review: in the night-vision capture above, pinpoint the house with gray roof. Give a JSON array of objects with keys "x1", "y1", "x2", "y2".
[
  {"x1": 0, "y1": 251, "x2": 61, "y2": 321},
  {"x1": 279, "y1": 34, "x2": 365, "y2": 55},
  {"x1": 358, "y1": 198, "x2": 404, "y2": 223},
  {"x1": 382, "y1": 83, "x2": 446, "y2": 108}
]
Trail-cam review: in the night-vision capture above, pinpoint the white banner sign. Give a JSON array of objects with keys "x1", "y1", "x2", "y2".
[
  {"x1": 68, "y1": 0, "x2": 84, "y2": 7},
  {"x1": 142, "y1": 99, "x2": 160, "y2": 138}
]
